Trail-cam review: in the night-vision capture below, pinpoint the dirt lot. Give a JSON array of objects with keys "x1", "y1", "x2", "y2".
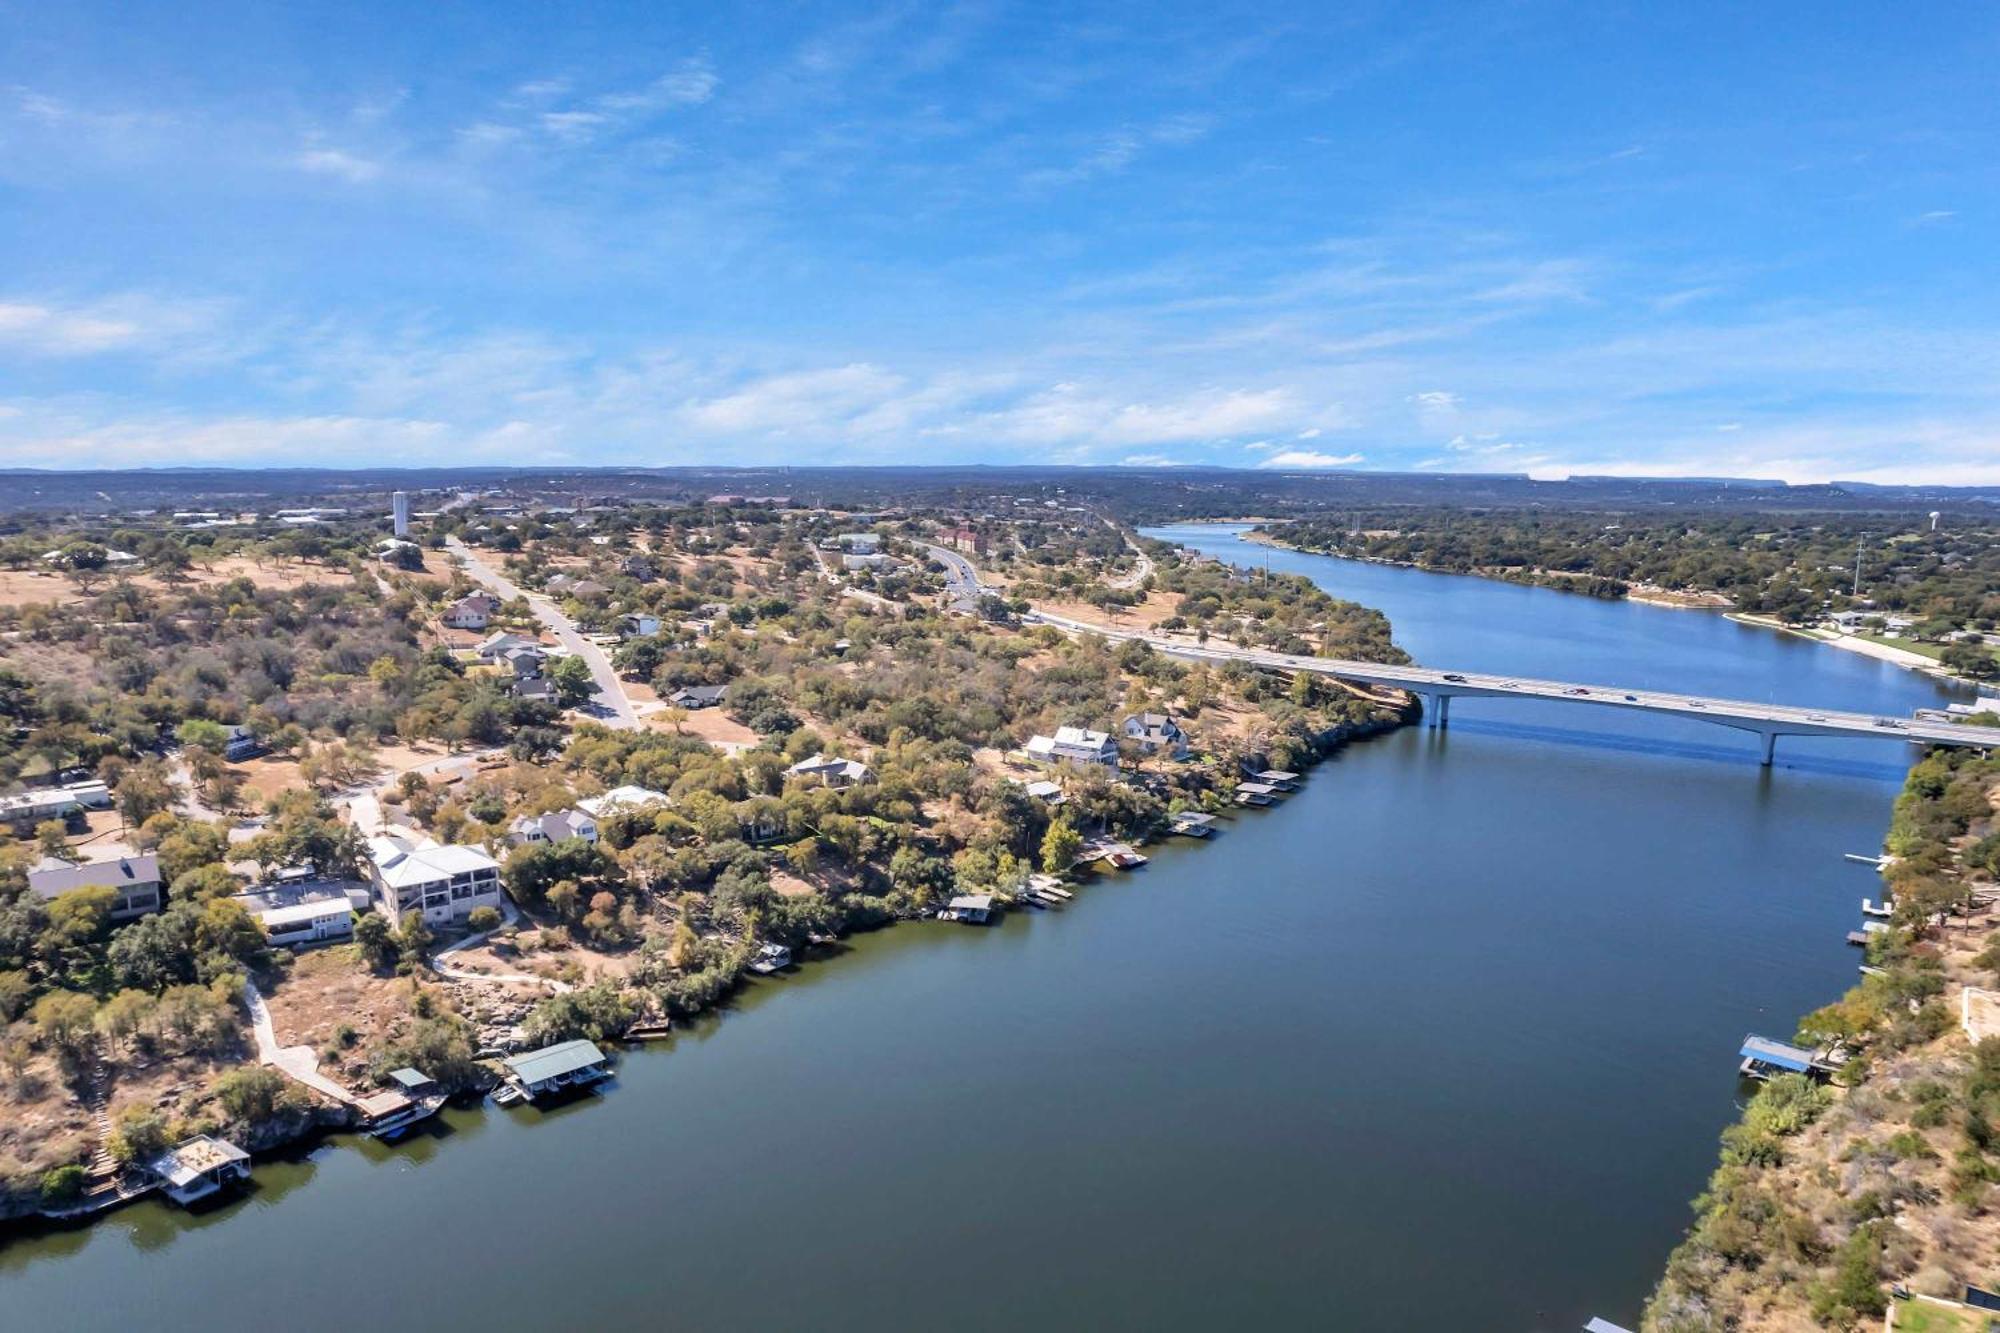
[
  {"x1": 0, "y1": 555, "x2": 356, "y2": 610},
  {"x1": 233, "y1": 740, "x2": 459, "y2": 804},
  {"x1": 650, "y1": 707, "x2": 760, "y2": 751},
  {"x1": 262, "y1": 947, "x2": 418, "y2": 1077}
]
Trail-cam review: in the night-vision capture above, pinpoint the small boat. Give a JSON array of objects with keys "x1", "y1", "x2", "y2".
[{"x1": 490, "y1": 1084, "x2": 527, "y2": 1107}]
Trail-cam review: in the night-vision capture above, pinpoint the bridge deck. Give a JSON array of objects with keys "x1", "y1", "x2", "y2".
[{"x1": 1025, "y1": 610, "x2": 2000, "y2": 752}]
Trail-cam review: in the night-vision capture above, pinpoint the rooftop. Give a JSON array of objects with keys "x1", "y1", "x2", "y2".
[{"x1": 505, "y1": 1039, "x2": 609, "y2": 1086}]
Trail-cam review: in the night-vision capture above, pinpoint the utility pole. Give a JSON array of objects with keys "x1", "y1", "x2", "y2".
[{"x1": 1853, "y1": 536, "x2": 1863, "y2": 599}]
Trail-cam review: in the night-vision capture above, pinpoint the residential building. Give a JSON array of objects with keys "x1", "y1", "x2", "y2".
[
  {"x1": 477, "y1": 630, "x2": 542, "y2": 660},
  {"x1": 785, "y1": 753, "x2": 875, "y2": 789},
  {"x1": 621, "y1": 612, "x2": 661, "y2": 638},
  {"x1": 667, "y1": 683, "x2": 727, "y2": 710},
  {"x1": 509, "y1": 809, "x2": 600, "y2": 846},
  {"x1": 0, "y1": 779, "x2": 111, "y2": 832},
  {"x1": 576, "y1": 785, "x2": 671, "y2": 820},
  {"x1": 836, "y1": 532, "x2": 881, "y2": 554},
  {"x1": 255, "y1": 895, "x2": 357, "y2": 947},
  {"x1": 442, "y1": 592, "x2": 501, "y2": 630},
  {"x1": 1121, "y1": 712, "x2": 1189, "y2": 757},
  {"x1": 620, "y1": 554, "x2": 657, "y2": 582},
  {"x1": 366, "y1": 834, "x2": 504, "y2": 927},
  {"x1": 1025, "y1": 725, "x2": 1118, "y2": 767},
  {"x1": 28, "y1": 854, "x2": 163, "y2": 923},
  {"x1": 223, "y1": 725, "x2": 267, "y2": 762}
]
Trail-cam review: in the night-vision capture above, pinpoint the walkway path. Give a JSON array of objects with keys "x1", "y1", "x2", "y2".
[
  {"x1": 431, "y1": 898, "x2": 572, "y2": 992},
  {"x1": 242, "y1": 978, "x2": 361, "y2": 1107},
  {"x1": 445, "y1": 536, "x2": 639, "y2": 730}
]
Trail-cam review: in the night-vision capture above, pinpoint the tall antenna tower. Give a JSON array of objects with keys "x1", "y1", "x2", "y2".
[{"x1": 1853, "y1": 536, "x2": 1863, "y2": 598}]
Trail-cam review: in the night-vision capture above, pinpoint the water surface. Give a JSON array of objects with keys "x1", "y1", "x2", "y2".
[{"x1": 0, "y1": 524, "x2": 1959, "y2": 1330}]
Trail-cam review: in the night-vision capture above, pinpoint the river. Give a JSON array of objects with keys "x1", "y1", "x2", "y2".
[{"x1": 0, "y1": 524, "x2": 1966, "y2": 1330}]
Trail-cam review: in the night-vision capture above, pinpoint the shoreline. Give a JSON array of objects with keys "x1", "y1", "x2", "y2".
[
  {"x1": 1209, "y1": 521, "x2": 1983, "y2": 693},
  {"x1": 5, "y1": 688, "x2": 1421, "y2": 1233}
]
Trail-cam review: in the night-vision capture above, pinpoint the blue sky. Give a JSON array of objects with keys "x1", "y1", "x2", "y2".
[{"x1": 1, "y1": 2, "x2": 1996, "y2": 482}]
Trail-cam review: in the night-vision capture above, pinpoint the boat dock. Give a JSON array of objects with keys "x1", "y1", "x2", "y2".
[
  {"x1": 1844, "y1": 852, "x2": 1887, "y2": 867},
  {"x1": 1170, "y1": 811, "x2": 1217, "y2": 837},
  {"x1": 1861, "y1": 897, "x2": 1894, "y2": 918},
  {"x1": 1739, "y1": 1033, "x2": 1845, "y2": 1082},
  {"x1": 1234, "y1": 782, "x2": 1279, "y2": 807}
]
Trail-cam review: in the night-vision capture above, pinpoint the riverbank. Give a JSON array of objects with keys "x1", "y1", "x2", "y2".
[
  {"x1": 4, "y1": 688, "x2": 1420, "y2": 1235},
  {"x1": 1640, "y1": 751, "x2": 2000, "y2": 1330},
  {"x1": 1224, "y1": 520, "x2": 1985, "y2": 691}
]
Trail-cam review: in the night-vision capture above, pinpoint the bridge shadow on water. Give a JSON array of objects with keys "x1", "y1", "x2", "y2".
[{"x1": 1431, "y1": 716, "x2": 1913, "y2": 783}]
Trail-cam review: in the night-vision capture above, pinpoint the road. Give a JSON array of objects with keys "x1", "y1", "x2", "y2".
[
  {"x1": 1097, "y1": 517, "x2": 1154, "y2": 591},
  {"x1": 1024, "y1": 608, "x2": 2000, "y2": 764},
  {"x1": 446, "y1": 536, "x2": 639, "y2": 730},
  {"x1": 924, "y1": 543, "x2": 987, "y2": 613}
]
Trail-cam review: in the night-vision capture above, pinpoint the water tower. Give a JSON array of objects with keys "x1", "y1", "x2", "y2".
[{"x1": 391, "y1": 490, "x2": 410, "y2": 537}]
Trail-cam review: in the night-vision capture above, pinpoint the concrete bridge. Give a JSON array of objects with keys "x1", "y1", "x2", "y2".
[{"x1": 1024, "y1": 610, "x2": 2000, "y2": 766}]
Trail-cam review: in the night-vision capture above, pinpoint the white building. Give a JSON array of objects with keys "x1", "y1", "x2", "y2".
[
  {"x1": 366, "y1": 835, "x2": 505, "y2": 927},
  {"x1": 576, "y1": 785, "x2": 671, "y2": 820},
  {"x1": 391, "y1": 490, "x2": 410, "y2": 537},
  {"x1": 509, "y1": 809, "x2": 600, "y2": 846},
  {"x1": 1025, "y1": 726, "x2": 1119, "y2": 767},
  {"x1": 1121, "y1": 712, "x2": 1189, "y2": 758},
  {"x1": 256, "y1": 895, "x2": 357, "y2": 947},
  {"x1": 621, "y1": 612, "x2": 661, "y2": 638},
  {"x1": 785, "y1": 753, "x2": 874, "y2": 789},
  {"x1": 442, "y1": 592, "x2": 501, "y2": 630}
]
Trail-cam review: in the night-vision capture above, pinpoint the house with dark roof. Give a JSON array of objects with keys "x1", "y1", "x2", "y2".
[
  {"x1": 668, "y1": 684, "x2": 728, "y2": 710},
  {"x1": 1121, "y1": 712, "x2": 1189, "y2": 758},
  {"x1": 28, "y1": 853, "x2": 164, "y2": 923}
]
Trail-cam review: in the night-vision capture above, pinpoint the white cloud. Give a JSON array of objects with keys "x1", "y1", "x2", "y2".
[
  {"x1": 1257, "y1": 449, "x2": 1365, "y2": 470},
  {"x1": 0, "y1": 302, "x2": 143, "y2": 354},
  {"x1": 1120, "y1": 453, "x2": 1185, "y2": 467},
  {"x1": 1409, "y1": 390, "x2": 1459, "y2": 411},
  {"x1": 540, "y1": 111, "x2": 608, "y2": 142},
  {"x1": 1295, "y1": 427, "x2": 1322, "y2": 439},
  {"x1": 295, "y1": 147, "x2": 381, "y2": 182},
  {"x1": 598, "y1": 60, "x2": 720, "y2": 112}
]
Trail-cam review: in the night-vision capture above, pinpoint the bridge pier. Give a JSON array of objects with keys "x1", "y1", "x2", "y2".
[
  {"x1": 1759, "y1": 732, "x2": 1776, "y2": 767},
  {"x1": 1435, "y1": 694, "x2": 1450, "y2": 729}
]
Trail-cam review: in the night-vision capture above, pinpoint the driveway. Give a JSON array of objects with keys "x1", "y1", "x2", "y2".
[{"x1": 446, "y1": 536, "x2": 640, "y2": 730}]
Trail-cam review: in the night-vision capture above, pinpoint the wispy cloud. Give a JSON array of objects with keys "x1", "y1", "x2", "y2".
[
  {"x1": 1258, "y1": 449, "x2": 1365, "y2": 470},
  {"x1": 294, "y1": 146, "x2": 381, "y2": 182}
]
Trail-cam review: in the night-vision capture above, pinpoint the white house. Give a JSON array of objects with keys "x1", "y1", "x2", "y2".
[
  {"x1": 366, "y1": 835, "x2": 505, "y2": 927},
  {"x1": 28, "y1": 854, "x2": 164, "y2": 923},
  {"x1": 255, "y1": 895, "x2": 357, "y2": 947},
  {"x1": 442, "y1": 592, "x2": 502, "y2": 630},
  {"x1": 785, "y1": 753, "x2": 875, "y2": 789},
  {"x1": 1025, "y1": 726, "x2": 1118, "y2": 767},
  {"x1": 576, "y1": 785, "x2": 671, "y2": 820},
  {"x1": 509, "y1": 809, "x2": 600, "y2": 846},
  {"x1": 1121, "y1": 712, "x2": 1189, "y2": 758},
  {"x1": 620, "y1": 612, "x2": 661, "y2": 638}
]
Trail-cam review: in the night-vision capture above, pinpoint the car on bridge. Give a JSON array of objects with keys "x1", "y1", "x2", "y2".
[
  {"x1": 1442, "y1": 673, "x2": 1467, "y2": 683},
  {"x1": 1565, "y1": 687, "x2": 1590, "y2": 696}
]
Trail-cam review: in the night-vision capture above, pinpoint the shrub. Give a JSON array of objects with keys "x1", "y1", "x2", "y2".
[{"x1": 39, "y1": 1164, "x2": 87, "y2": 1206}]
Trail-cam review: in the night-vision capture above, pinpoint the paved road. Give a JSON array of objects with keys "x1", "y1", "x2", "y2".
[
  {"x1": 446, "y1": 536, "x2": 639, "y2": 730},
  {"x1": 1096, "y1": 517, "x2": 1154, "y2": 591},
  {"x1": 1025, "y1": 608, "x2": 2000, "y2": 761},
  {"x1": 924, "y1": 543, "x2": 987, "y2": 613}
]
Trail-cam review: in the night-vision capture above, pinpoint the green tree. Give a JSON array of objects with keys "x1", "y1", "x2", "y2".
[
  {"x1": 1040, "y1": 817, "x2": 1083, "y2": 876},
  {"x1": 550, "y1": 655, "x2": 597, "y2": 708},
  {"x1": 354, "y1": 912, "x2": 398, "y2": 972},
  {"x1": 211, "y1": 1065, "x2": 293, "y2": 1127}
]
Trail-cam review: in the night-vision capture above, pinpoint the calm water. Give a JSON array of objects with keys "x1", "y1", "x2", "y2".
[{"x1": 2, "y1": 525, "x2": 1965, "y2": 1330}]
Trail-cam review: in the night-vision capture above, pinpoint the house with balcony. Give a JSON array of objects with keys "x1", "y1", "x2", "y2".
[
  {"x1": 1024, "y1": 725, "x2": 1119, "y2": 768},
  {"x1": 365, "y1": 835, "x2": 504, "y2": 928}
]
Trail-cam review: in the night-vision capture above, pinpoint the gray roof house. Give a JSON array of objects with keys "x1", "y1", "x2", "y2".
[
  {"x1": 28, "y1": 853, "x2": 164, "y2": 923},
  {"x1": 668, "y1": 684, "x2": 728, "y2": 709},
  {"x1": 1121, "y1": 712, "x2": 1188, "y2": 756}
]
